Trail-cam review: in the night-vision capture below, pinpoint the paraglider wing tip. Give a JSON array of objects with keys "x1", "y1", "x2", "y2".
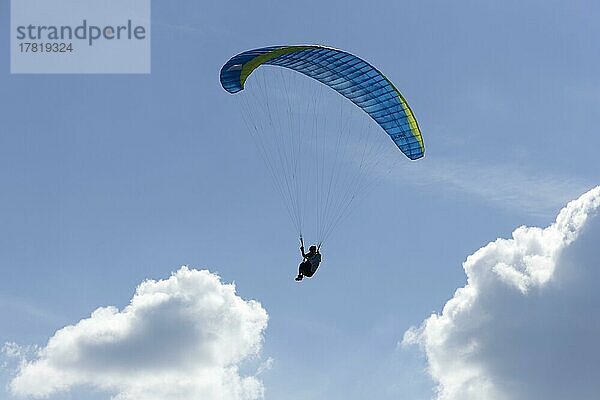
[{"x1": 219, "y1": 61, "x2": 246, "y2": 93}]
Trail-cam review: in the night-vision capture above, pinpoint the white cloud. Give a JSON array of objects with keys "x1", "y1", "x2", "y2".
[
  {"x1": 9, "y1": 267, "x2": 268, "y2": 400},
  {"x1": 403, "y1": 186, "x2": 600, "y2": 400}
]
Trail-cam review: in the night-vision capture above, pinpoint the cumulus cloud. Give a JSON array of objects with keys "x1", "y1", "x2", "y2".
[
  {"x1": 403, "y1": 186, "x2": 600, "y2": 400},
  {"x1": 8, "y1": 267, "x2": 268, "y2": 400}
]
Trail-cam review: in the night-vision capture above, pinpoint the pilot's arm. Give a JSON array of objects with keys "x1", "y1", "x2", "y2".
[{"x1": 300, "y1": 246, "x2": 307, "y2": 258}]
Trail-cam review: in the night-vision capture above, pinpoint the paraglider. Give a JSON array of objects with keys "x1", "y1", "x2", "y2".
[
  {"x1": 295, "y1": 238, "x2": 322, "y2": 281},
  {"x1": 220, "y1": 45, "x2": 424, "y2": 278}
]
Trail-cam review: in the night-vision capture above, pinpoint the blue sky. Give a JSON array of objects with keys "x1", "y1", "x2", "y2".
[{"x1": 1, "y1": 1, "x2": 599, "y2": 399}]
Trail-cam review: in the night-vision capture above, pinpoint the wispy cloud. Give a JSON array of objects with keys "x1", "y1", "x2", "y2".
[
  {"x1": 0, "y1": 295, "x2": 64, "y2": 326},
  {"x1": 392, "y1": 156, "x2": 592, "y2": 216}
]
